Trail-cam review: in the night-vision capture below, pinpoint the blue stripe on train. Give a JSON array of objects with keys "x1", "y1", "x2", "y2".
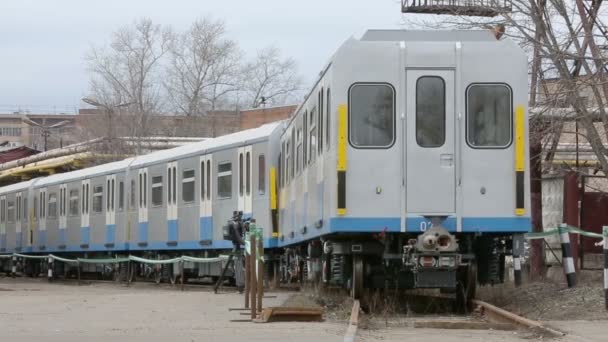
[
  {"x1": 106, "y1": 225, "x2": 116, "y2": 244},
  {"x1": 138, "y1": 222, "x2": 148, "y2": 243},
  {"x1": 59, "y1": 229, "x2": 67, "y2": 245},
  {"x1": 328, "y1": 217, "x2": 531, "y2": 233},
  {"x1": 167, "y1": 219, "x2": 178, "y2": 242},
  {"x1": 199, "y1": 216, "x2": 213, "y2": 241},
  {"x1": 80, "y1": 226, "x2": 90, "y2": 245}
]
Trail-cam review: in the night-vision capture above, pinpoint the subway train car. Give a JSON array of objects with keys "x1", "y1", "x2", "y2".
[
  {"x1": 275, "y1": 29, "x2": 530, "y2": 302},
  {"x1": 0, "y1": 30, "x2": 530, "y2": 304},
  {"x1": 0, "y1": 122, "x2": 283, "y2": 280}
]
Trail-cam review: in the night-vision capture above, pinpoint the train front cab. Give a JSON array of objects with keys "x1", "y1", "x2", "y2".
[{"x1": 310, "y1": 31, "x2": 531, "y2": 302}]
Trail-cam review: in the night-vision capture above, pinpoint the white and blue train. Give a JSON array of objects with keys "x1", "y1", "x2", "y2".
[{"x1": 0, "y1": 30, "x2": 530, "y2": 302}]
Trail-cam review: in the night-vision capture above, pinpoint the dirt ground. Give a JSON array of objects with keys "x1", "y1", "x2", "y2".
[
  {"x1": 477, "y1": 269, "x2": 608, "y2": 321},
  {"x1": 0, "y1": 277, "x2": 344, "y2": 342}
]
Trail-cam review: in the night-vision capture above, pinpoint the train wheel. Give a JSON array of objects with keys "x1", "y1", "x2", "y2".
[{"x1": 351, "y1": 255, "x2": 364, "y2": 299}]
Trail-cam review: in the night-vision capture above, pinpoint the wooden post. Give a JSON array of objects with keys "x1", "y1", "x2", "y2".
[
  {"x1": 180, "y1": 260, "x2": 185, "y2": 291},
  {"x1": 244, "y1": 253, "x2": 250, "y2": 309},
  {"x1": 77, "y1": 261, "x2": 81, "y2": 286},
  {"x1": 250, "y1": 234, "x2": 257, "y2": 320},
  {"x1": 257, "y1": 237, "x2": 263, "y2": 314}
]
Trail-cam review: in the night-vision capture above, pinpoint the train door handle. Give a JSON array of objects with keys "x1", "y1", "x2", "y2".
[{"x1": 440, "y1": 154, "x2": 454, "y2": 167}]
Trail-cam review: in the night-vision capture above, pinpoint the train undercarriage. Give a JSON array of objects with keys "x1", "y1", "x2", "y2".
[{"x1": 278, "y1": 226, "x2": 515, "y2": 308}]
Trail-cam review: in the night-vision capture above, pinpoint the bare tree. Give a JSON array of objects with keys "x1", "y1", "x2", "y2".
[
  {"x1": 241, "y1": 47, "x2": 303, "y2": 108},
  {"x1": 86, "y1": 18, "x2": 175, "y2": 148},
  {"x1": 165, "y1": 17, "x2": 241, "y2": 116}
]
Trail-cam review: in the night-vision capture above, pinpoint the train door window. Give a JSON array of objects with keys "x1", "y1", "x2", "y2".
[
  {"x1": 182, "y1": 169, "x2": 195, "y2": 203},
  {"x1": 303, "y1": 112, "x2": 308, "y2": 167},
  {"x1": 7, "y1": 201, "x2": 14, "y2": 223},
  {"x1": 218, "y1": 162, "x2": 232, "y2": 199},
  {"x1": 48, "y1": 194, "x2": 57, "y2": 219},
  {"x1": 319, "y1": 90, "x2": 323, "y2": 153},
  {"x1": 466, "y1": 84, "x2": 512, "y2": 148},
  {"x1": 59, "y1": 188, "x2": 63, "y2": 217},
  {"x1": 69, "y1": 190, "x2": 79, "y2": 216},
  {"x1": 326, "y1": 88, "x2": 331, "y2": 150},
  {"x1": 23, "y1": 197, "x2": 27, "y2": 221},
  {"x1": 82, "y1": 184, "x2": 86, "y2": 214},
  {"x1": 348, "y1": 84, "x2": 395, "y2": 148},
  {"x1": 16, "y1": 197, "x2": 20, "y2": 222},
  {"x1": 245, "y1": 152, "x2": 251, "y2": 196},
  {"x1": 139, "y1": 174, "x2": 143, "y2": 208},
  {"x1": 296, "y1": 128, "x2": 302, "y2": 173},
  {"x1": 239, "y1": 152, "x2": 244, "y2": 196},
  {"x1": 0, "y1": 198, "x2": 5, "y2": 223},
  {"x1": 309, "y1": 109, "x2": 317, "y2": 164},
  {"x1": 86, "y1": 183, "x2": 90, "y2": 214},
  {"x1": 258, "y1": 154, "x2": 265, "y2": 195},
  {"x1": 93, "y1": 186, "x2": 103, "y2": 213},
  {"x1": 416, "y1": 76, "x2": 446, "y2": 148},
  {"x1": 107, "y1": 179, "x2": 112, "y2": 212},
  {"x1": 291, "y1": 129, "x2": 295, "y2": 179},
  {"x1": 200, "y1": 160, "x2": 205, "y2": 202},
  {"x1": 152, "y1": 176, "x2": 163, "y2": 207},
  {"x1": 130, "y1": 180, "x2": 136, "y2": 210},
  {"x1": 206, "y1": 160, "x2": 211, "y2": 200},
  {"x1": 285, "y1": 140, "x2": 291, "y2": 185},
  {"x1": 33, "y1": 197, "x2": 37, "y2": 220},
  {"x1": 172, "y1": 166, "x2": 177, "y2": 204},
  {"x1": 144, "y1": 172, "x2": 148, "y2": 208},
  {"x1": 111, "y1": 178, "x2": 115, "y2": 212},
  {"x1": 118, "y1": 181, "x2": 124, "y2": 211}
]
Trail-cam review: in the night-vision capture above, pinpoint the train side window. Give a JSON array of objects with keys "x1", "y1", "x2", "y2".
[
  {"x1": 111, "y1": 179, "x2": 115, "y2": 211},
  {"x1": 319, "y1": 89, "x2": 323, "y2": 153},
  {"x1": 107, "y1": 179, "x2": 112, "y2": 211},
  {"x1": 152, "y1": 176, "x2": 163, "y2": 207},
  {"x1": 200, "y1": 160, "x2": 207, "y2": 202},
  {"x1": 326, "y1": 88, "x2": 331, "y2": 150},
  {"x1": 48, "y1": 193, "x2": 57, "y2": 219},
  {"x1": 308, "y1": 109, "x2": 317, "y2": 164},
  {"x1": 118, "y1": 181, "x2": 124, "y2": 211},
  {"x1": 217, "y1": 162, "x2": 232, "y2": 199},
  {"x1": 92, "y1": 186, "x2": 103, "y2": 213},
  {"x1": 245, "y1": 151, "x2": 251, "y2": 195},
  {"x1": 130, "y1": 180, "x2": 136, "y2": 210},
  {"x1": 182, "y1": 169, "x2": 195, "y2": 203},
  {"x1": 285, "y1": 140, "x2": 291, "y2": 185},
  {"x1": 0, "y1": 198, "x2": 4, "y2": 223},
  {"x1": 23, "y1": 197, "x2": 27, "y2": 221},
  {"x1": 239, "y1": 153, "x2": 244, "y2": 196},
  {"x1": 416, "y1": 76, "x2": 446, "y2": 148},
  {"x1": 258, "y1": 154, "x2": 265, "y2": 195},
  {"x1": 348, "y1": 83, "x2": 395, "y2": 148},
  {"x1": 69, "y1": 190, "x2": 79, "y2": 216},
  {"x1": 296, "y1": 129, "x2": 302, "y2": 173},
  {"x1": 7, "y1": 201, "x2": 14, "y2": 223},
  {"x1": 16, "y1": 197, "x2": 20, "y2": 222},
  {"x1": 206, "y1": 160, "x2": 211, "y2": 200},
  {"x1": 139, "y1": 174, "x2": 143, "y2": 208},
  {"x1": 86, "y1": 183, "x2": 89, "y2": 214},
  {"x1": 466, "y1": 84, "x2": 512, "y2": 148},
  {"x1": 303, "y1": 111, "x2": 308, "y2": 167}
]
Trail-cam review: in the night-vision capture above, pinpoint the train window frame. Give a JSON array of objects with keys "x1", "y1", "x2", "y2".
[
  {"x1": 118, "y1": 181, "x2": 124, "y2": 211},
  {"x1": 182, "y1": 169, "x2": 195, "y2": 204},
  {"x1": 326, "y1": 88, "x2": 331, "y2": 151},
  {"x1": 465, "y1": 83, "x2": 513, "y2": 149},
  {"x1": 416, "y1": 76, "x2": 446, "y2": 148},
  {"x1": 308, "y1": 108, "x2": 317, "y2": 165},
  {"x1": 48, "y1": 193, "x2": 57, "y2": 219},
  {"x1": 92, "y1": 185, "x2": 103, "y2": 214},
  {"x1": 69, "y1": 189, "x2": 79, "y2": 216},
  {"x1": 151, "y1": 175, "x2": 163, "y2": 207},
  {"x1": 217, "y1": 161, "x2": 233, "y2": 199},
  {"x1": 7, "y1": 201, "x2": 14, "y2": 223},
  {"x1": 258, "y1": 154, "x2": 265, "y2": 195},
  {"x1": 348, "y1": 83, "x2": 396, "y2": 149}
]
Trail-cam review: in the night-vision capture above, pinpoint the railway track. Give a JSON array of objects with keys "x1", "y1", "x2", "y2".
[{"x1": 343, "y1": 295, "x2": 566, "y2": 342}]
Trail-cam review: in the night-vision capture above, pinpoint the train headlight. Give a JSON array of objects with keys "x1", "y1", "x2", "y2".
[
  {"x1": 419, "y1": 256, "x2": 436, "y2": 267},
  {"x1": 438, "y1": 256, "x2": 456, "y2": 267}
]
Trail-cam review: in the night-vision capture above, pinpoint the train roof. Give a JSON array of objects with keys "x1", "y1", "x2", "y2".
[
  {"x1": 360, "y1": 29, "x2": 497, "y2": 42},
  {"x1": 0, "y1": 121, "x2": 284, "y2": 192}
]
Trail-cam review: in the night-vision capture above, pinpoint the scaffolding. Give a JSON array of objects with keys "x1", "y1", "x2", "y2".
[{"x1": 402, "y1": 0, "x2": 512, "y2": 17}]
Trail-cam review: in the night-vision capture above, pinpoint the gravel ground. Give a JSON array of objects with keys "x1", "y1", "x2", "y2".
[
  {"x1": 477, "y1": 270, "x2": 608, "y2": 321},
  {"x1": 0, "y1": 277, "x2": 344, "y2": 342}
]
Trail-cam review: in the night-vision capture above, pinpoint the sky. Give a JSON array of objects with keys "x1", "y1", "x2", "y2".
[{"x1": 0, "y1": 0, "x2": 404, "y2": 114}]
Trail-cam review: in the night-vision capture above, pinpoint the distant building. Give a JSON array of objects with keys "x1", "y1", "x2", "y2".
[{"x1": 0, "y1": 104, "x2": 296, "y2": 152}]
